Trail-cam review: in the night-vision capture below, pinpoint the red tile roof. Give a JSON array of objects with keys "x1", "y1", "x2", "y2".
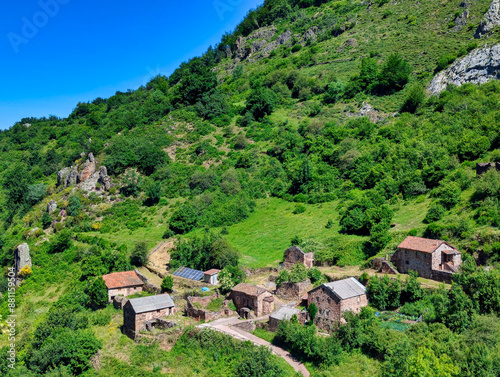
[
  {"x1": 204, "y1": 269, "x2": 221, "y2": 275},
  {"x1": 102, "y1": 271, "x2": 144, "y2": 289},
  {"x1": 398, "y1": 236, "x2": 451, "y2": 254}
]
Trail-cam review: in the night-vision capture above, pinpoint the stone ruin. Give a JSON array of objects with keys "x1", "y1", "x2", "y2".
[
  {"x1": 476, "y1": 162, "x2": 500, "y2": 176},
  {"x1": 57, "y1": 153, "x2": 112, "y2": 192},
  {"x1": 276, "y1": 279, "x2": 312, "y2": 300},
  {"x1": 186, "y1": 294, "x2": 235, "y2": 322}
]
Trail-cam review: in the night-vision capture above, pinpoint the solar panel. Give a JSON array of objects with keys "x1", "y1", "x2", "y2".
[{"x1": 173, "y1": 267, "x2": 204, "y2": 281}]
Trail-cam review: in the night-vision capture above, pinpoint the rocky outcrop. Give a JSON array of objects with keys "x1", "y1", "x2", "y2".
[
  {"x1": 78, "y1": 153, "x2": 96, "y2": 182},
  {"x1": 475, "y1": 0, "x2": 500, "y2": 38},
  {"x1": 233, "y1": 27, "x2": 293, "y2": 63},
  {"x1": 57, "y1": 152, "x2": 111, "y2": 192},
  {"x1": 428, "y1": 45, "x2": 500, "y2": 95},
  {"x1": 14, "y1": 243, "x2": 32, "y2": 286},
  {"x1": 47, "y1": 200, "x2": 57, "y2": 214}
]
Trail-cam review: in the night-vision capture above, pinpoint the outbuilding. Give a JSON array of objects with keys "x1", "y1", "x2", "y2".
[
  {"x1": 203, "y1": 269, "x2": 220, "y2": 285},
  {"x1": 123, "y1": 294, "x2": 176, "y2": 339},
  {"x1": 268, "y1": 306, "x2": 304, "y2": 331},
  {"x1": 230, "y1": 283, "x2": 275, "y2": 318}
]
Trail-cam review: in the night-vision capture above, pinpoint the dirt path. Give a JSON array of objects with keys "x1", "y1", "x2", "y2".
[{"x1": 199, "y1": 317, "x2": 310, "y2": 377}]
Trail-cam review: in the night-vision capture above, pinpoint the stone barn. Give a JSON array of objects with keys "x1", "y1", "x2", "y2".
[
  {"x1": 203, "y1": 269, "x2": 220, "y2": 285},
  {"x1": 268, "y1": 306, "x2": 305, "y2": 331},
  {"x1": 102, "y1": 271, "x2": 145, "y2": 302},
  {"x1": 391, "y1": 236, "x2": 462, "y2": 282},
  {"x1": 230, "y1": 283, "x2": 275, "y2": 318},
  {"x1": 284, "y1": 246, "x2": 314, "y2": 269},
  {"x1": 123, "y1": 294, "x2": 176, "y2": 339},
  {"x1": 307, "y1": 278, "x2": 368, "y2": 332}
]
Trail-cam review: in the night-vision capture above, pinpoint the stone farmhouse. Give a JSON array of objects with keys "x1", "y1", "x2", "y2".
[
  {"x1": 308, "y1": 277, "x2": 368, "y2": 332},
  {"x1": 230, "y1": 283, "x2": 275, "y2": 318},
  {"x1": 391, "y1": 236, "x2": 462, "y2": 282},
  {"x1": 102, "y1": 270, "x2": 144, "y2": 302},
  {"x1": 123, "y1": 294, "x2": 176, "y2": 339},
  {"x1": 284, "y1": 246, "x2": 314, "y2": 269}
]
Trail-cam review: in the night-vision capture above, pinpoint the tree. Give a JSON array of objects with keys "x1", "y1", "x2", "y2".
[
  {"x1": 67, "y1": 195, "x2": 82, "y2": 217},
  {"x1": 161, "y1": 275, "x2": 174, "y2": 293},
  {"x1": 146, "y1": 181, "x2": 162, "y2": 205},
  {"x1": 2, "y1": 162, "x2": 32, "y2": 213},
  {"x1": 87, "y1": 277, "x2": 108, "y2": 308},
  {"x1": 307, "y1": 302, "x2": 318, "y2": 322},
  {"x1": 26, "y1": 184, "x2": 47, "y2": 206},
  {"x1": 378, "y1": 53, "x2": 411, "y2": 94},
  {"x1": 406, "y1": 347, "x2": 460, "y2": 377},
  {"x1": 246, "y1": 86, "x2": 278, "y2": 120},
  {"x1": 49, "y1": 229, "x2": 73, "y2": 253},
  {"x1": 131, "y1": 241, "x2": 148, "y2": 266}
]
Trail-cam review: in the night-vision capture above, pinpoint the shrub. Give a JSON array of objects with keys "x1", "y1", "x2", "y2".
[
  {"x1": 424, "y1": 204, "x2": 445, "y2": 223},
  {"x1": 401, "y1": 84, "x2": 425, "y2": 113},
  {"x1": 325, "y1": 219, "x2": 334, "y2": 229},
  {"x1": 49, "y1": 229, "x2": 73, "y2": 253},
  {"x1": 161, "y1": 275, "x2": 174, "y2": 293},
  {"x1": 18, "y1": 265, "x2": 32, "y2": 278},
  {"x1": 292, "y1": 44, "x2": 303, "y2": 53},
  {"x1": 41, "y1": 212, "x2": 53, "y2": 229},
  {"x1": 67, "y1": 195, "x2": 82, "y2": 217},
  {"x1": 324, "y1": 80, "x2": 345, "y2": 104},
  {"x1": 436, "y1": 54, "x2": 457, "y2": 72},
  {"x1": 234, "y1": 346, "x2": 286, "y2": 377},
  {"x1": 293, "y1": 204, "x2": 306, "y2": 214},
  {"x1": 377, "y1": 53, "x2": 411, "y2": 94}
]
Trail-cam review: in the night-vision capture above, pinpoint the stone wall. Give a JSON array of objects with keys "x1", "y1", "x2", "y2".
[
  {"x1": 284, "y1": 246, "x2": 314, "y2": 269},
  {"x1": 393, "y1": 248, "x2": 435, "y2": 279},
  {"x1": 309, "y1": 287, "x2": 341, "y2": 332},
  {"x1": 108, "y1": 286, "x2": 143, "y2": 301},
  {"x1": 339, "y1": 295, "x2": 368, "y2": 316},
  {"x1": 276, "y1": 280, "x2": 311, "y2": 300}
]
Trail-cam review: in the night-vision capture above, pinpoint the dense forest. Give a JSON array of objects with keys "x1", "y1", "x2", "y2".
[{"x1": 2, "y1": 0, "x2": 500, "y2": 375}]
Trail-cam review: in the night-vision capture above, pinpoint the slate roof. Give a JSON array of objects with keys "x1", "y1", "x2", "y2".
[
  {"x1": 270, "y1": 306, "x2": 301, "y2": 321},
  {"x1": 323, "y1": 278, "x2": 366, "y2": 300},
  {"x1": 231, "y1": 283, "x2": 269, "y2": 297},
  {"x1": 398, "y1": 236, "x2": 455, "y2": 254},
  {"x1": 128, "y1": 294, "x2": 175, "y2": 314},
  {"x1": 102, "y1": 271, "x2": 144, "y2": 289},
  {"x1": 204, "y1": 269, "x2": 220, "y2": 275}
]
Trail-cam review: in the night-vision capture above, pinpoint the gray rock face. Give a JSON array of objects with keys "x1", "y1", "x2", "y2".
[
  {"x1": 98, "y1": 166, "x2": 112, "y2": 190},
  {"x1": 428, "y1": 45, "x2": 500, "y2": 95},
  {"x1": 47, "y1": 200, "x2": 58, "y2": 214},
  {"x1": 15, "y1": 243, "x2": 32, "y2": 285},
  {"x1": 233, "y1": 27, "x2": 293, "y2": 63},
  {"x1": 57, "y1": 167, "x2": 79, "y2": 188},
  {"x1": 475, "y1": 0, "x2": 500, "y2": 38}
]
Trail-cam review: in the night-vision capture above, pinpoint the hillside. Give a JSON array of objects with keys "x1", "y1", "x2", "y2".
[{"x1": 2, "y1": 0, "x2": 500, "y2": 376}]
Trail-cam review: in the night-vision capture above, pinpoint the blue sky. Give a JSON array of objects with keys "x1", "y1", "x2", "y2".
[{"x1": 0, "y1": 0, "x2": 263, "y2": 130}]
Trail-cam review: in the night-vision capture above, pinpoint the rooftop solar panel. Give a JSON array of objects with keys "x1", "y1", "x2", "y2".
[{"x1": 173, "y1": 267, "x2": 204, "y2": 281}]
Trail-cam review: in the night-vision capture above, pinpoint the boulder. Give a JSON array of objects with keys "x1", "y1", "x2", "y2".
[
  {"x1": 47, "y1": 200, "x2": 58, "y2": 214},
  {"x1": 475, "y1": 0, "x2": 500, "y2": 38},
  {"x1": 15, "y1": 243, "x2": 32, "y2": 285},
  {"x1": 428, "y1": 44, "x2": 500, "y2": 95}
]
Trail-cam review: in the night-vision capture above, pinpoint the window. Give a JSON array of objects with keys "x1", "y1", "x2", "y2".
[
  {"x1": 406, "y1": 261, "x2": 409, "y2": 265},
  {"x1": 405, "y1": 250, "x2": 408, "y2": 255}
]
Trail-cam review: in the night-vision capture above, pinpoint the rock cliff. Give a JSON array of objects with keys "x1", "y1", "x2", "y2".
[
  {"x1": 475, "y1": 0, "x2": 500, "y2": 38},
  {"x1": 57, "y1": 153, "x2": 111, "y2": 192},
  {"x1": 428, "y1": 44, "x2": 500, "y2": 95}
]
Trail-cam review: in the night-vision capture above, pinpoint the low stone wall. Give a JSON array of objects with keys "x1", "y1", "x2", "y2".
[
  {"x1": 232, "y1": 321, "x2": 256, "y2": 332},
  {"x1": 135, "y1": 269, "x2": 162, "y2": 294},
  {"x1": 429, "y1": 270, "x2": 454, "y2": 284},
  {"x1": 113, "y1": 295, "x2": 128, "y2": 310},
  {"x1": 379, "y1": 261, "x2": 398, "y2": 275}
]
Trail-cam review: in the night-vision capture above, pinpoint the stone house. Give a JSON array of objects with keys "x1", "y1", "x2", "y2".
[
  {"x1": 268, "y1": 306, "x2": 306, "y2": 331},
  {"x1": 391, "y1": 236, "x2": 462, "y2": 282},
  {"x1": 102, "y1": 271, "x2": 144, "y2": 302},
  {"x1": 307, "y1": 278, "x2": 368, "y2": 332},
  {"x1": 123, "y1": 294, "x2": 176, "y2": 339},
  {"x1": 230, "y1": 283, "x2": 275, "y2": 318},
  {"x1": 203, "y1": 269, "x2": 220, "y2": 285},
  {"x1": 284, "y1": 246, "x2": 314, "y2": 269}
]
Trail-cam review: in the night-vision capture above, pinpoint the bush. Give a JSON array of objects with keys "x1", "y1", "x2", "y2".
[
  {"x1": 401, "y1": 84, "x2": 425, "y2": 113},
  {"x1": 67, "y1": 195, "x2": 82, "y2": 217},
  {"x1": 293, "y1": 204, "x2": 306, "y2": 214},
  {"x1": 324, "y1": 80, "x2": 346, "y2": 104},
  {"x1": 424, "y1": 204, "x2": 445, "y2": 223},
  {"x1": 49, "y1": 229, "x2": 73, "y2": 253},
  {"x1": 292, "y1": 44, "x2": 303, "y2": 53},
  {"x1": 377, "y1": 53, "x2": 411, "y2": 94},
  {"x1": 161, "y1": 275, "x2": 174, "y2": 293},
  {"x1": 234, "y1": 346, "x2": 286, "y2": 377},
  {"x1": 41, "y1": 212, "x2": 53, "y2": 229},
  {"x1": 436, "y1": 54, "x2": 456, "y2": 72}
]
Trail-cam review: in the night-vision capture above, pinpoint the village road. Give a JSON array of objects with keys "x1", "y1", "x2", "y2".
[{"x1": 198, "y1": 317, "x2": 310, "y2": 377}]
